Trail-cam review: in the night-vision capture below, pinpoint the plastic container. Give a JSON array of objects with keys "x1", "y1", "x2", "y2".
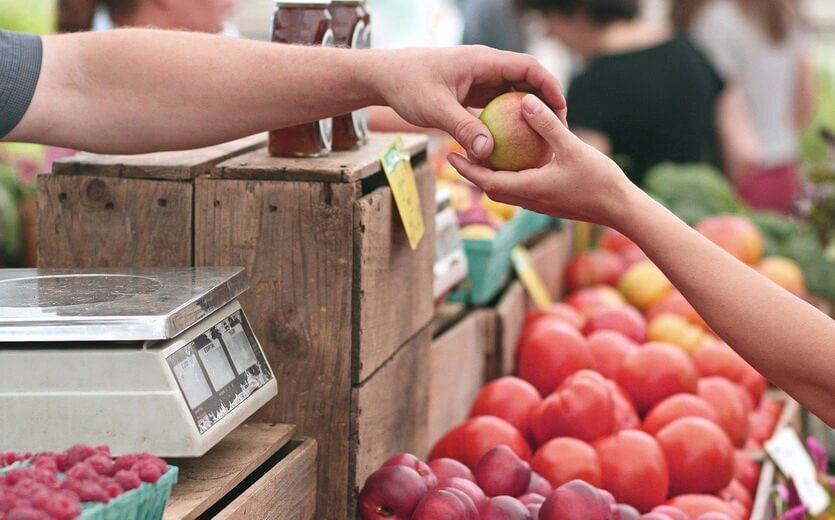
[{"x1": 451, "y1": 210, "x2": 561, "y2": 305}]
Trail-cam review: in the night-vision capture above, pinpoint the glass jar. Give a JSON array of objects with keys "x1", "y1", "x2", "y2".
[
  {"x1": 329, "y1": 0, "x2": 371, "y2": 150},
  {"x1": 269, "y1": 0, "x2": 335, "y2": 158}
]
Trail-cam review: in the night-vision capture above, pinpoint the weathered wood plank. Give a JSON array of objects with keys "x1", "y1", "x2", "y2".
[
  {"x1": 37, "y1": 174, "x2": 192, "y2": 268},
  {"x1": 212, "y1": 133, "x2": 428, "y2": 182},
  {"x1": 354, "y1": 161, "x2": 435, "y2": 383},
  {"x1": 164, "y1": 423, "x2": 296, "y2": 520},
  {"x1": 194, "y1": 177, "x2": 357, "y2": 520},
  {"x1": 53, "y1": 134, "x2": 266, "y2": 180},
  {"x1": 214, "y1": 438, "x2": 318, "y2": 520}
]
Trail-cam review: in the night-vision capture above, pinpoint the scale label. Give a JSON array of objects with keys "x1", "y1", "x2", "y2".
[{"x1": 166, "y1": 310, "x2": 273, "y2": 434}]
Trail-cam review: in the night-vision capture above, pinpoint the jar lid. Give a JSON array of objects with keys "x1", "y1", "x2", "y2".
[
  {"x1": 331, "y1": 0, "x2": 363, "y2": 3},
  {"x1": 276, "y1": 0, "x2": 332, "y2": 5}
]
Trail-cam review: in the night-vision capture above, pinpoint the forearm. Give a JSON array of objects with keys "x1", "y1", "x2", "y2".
[
  {"x1": 10, "y1": 29, "x2": 386, "y2": 154},
  {"x1": 616, "y1": 187, "x2": 835, "y2": 425}
]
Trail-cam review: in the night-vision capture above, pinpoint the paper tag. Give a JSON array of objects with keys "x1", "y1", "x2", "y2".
[
  {"x1": 512, "y1": 246, "x2": 553, "y2": 310},
  {"x1": 380, "y1": 136, "x2": 425, "y2": 250},
  {"x1": 574, "y1": 221, "x2": 592, "y2": 253},
  {"x1": 765, "y1": 427, "x2": 831, "y2": 515}
]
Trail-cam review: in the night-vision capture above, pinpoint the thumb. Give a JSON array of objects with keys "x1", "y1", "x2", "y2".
[
  {"x1": 521, "y1": 94, "x2": 574, "y2": 151},
  {"x1": 438, "y1": 103, "x2": 494, "y2": 160}
]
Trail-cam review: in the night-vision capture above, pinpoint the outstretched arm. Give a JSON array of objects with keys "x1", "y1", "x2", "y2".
[
  {"x1": 5, "y1": 29, "x2": 566, "y2": 157},
  {"x1": 451, "y1": 94, "x2": 835, "y2": 427}
]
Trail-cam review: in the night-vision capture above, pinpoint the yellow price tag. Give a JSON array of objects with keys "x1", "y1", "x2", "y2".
[
  {"x1": 574, "y1": 221, "x2": 592, "y2": 253},
  {"x1": 512, "y1": 246, "x2": 553, "y2": 310},
  {"x1": 380, "y1": 136, "x2": 425, "y2": 250}
]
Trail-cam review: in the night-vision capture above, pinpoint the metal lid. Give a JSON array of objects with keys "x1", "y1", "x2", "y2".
[
  {"x1": 276, "y1": 0, "x2": 332, "y2": 5},
  {"x1": 330, "y1": 0, "x2": 364, "y2": 4},
  {"x1": 0, "y1": 267, "x2": 248, "y2": 342}
]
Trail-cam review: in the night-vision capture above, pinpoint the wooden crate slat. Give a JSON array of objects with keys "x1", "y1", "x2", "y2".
[
  {"x1": 164, "y1": 423, "x2": 296, "y2": 520},
  {"x1": 37, "y1": 174, "x2": 192, "y2": 268},
  {"x1": 53, "y1": 134, "x2": 266, "y2": 180},
  {"x1": 354, "y1": 161, "x2": 435, "y2": 384},
  {"x1": 212, "y1": 133, "x2": 427, "y2": 182},
  {"x1": 213, "y1": 438, "x2": 318, "y2": 520}
]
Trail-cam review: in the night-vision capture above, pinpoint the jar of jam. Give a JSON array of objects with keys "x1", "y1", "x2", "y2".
[
  {"x1": 269, "y1": 0, "x2": 335, "y2": 157},
  {"x1": 330, "y1": 0, "x2": 371, "y2": 150}
]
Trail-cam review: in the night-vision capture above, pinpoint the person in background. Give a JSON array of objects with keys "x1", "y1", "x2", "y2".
[
  {"x1": 57, "y1": 0, "x2": 237, "y2": 34},
  {"x1": 460, "y1": 0, "x2": 527, "y2": 53},
  {"x1": 519, "y1": 0, "x2": 760, "y2": 187},
  {"x1": 673, "y1": 0, "x2": 816, "y2": 213}
]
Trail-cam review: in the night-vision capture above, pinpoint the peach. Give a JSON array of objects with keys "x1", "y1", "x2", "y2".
[
  {"x1": 428, "y1": 458, "x2": 475, "y2": 483},
  {"x1": 540, "y1": 480, "x2": 612, "y2": 520},
  {"x1": 531, "y1": 437, "x2": 603, "y2": 489},
  {"x1": 460, "y1": 224, "x2": 498, "y2": 240},
  {"x1": 695, "y1": 215, "x2": 764, "y2": 265},
  {"x1": 357, "y1": 466, "x2": 428, "y2": 519},
  {"x1": 697, "y1": 377, "x2": 751, "y2": 448},
  {"x1": 608, "y1": 380, "x2": 641, "y2": 431},
  {"x1": 481, "y1": 192, "x2": 518, "y2": 220},
  {"x1": 598, "y1": 228, "x2": 637, "y2": 254},
  {"x1": 646, "y1": 290, "x2": 707, "y2": 329},
  {"x1": 642, "y1": 394, "x2": 718, "y2": 436},
  {"x1": 475, "y1": 445, "x2": 532, "y2": 498},
  {"x1": 617, "y1": 342, "x2": 699, "y2": 413},
  {"x1": 530, "y1": 370, "x2": 615, "y2": 445},
  {"x1": 757, "y1": 256, "x2": 806, "y2": 295},
  {"x1": 480, "y1": 92, "x2": 553, "y2": 171},
  {"x1": 588, "y1": 331, "x2": 639, "y2": 381},
  {"x1": 565, "y1": 250, "x2": 627, "y2": 292},
  {"x1": 518, "y1": 320, "x2": 591, "y2": 397},
  {"x1": 648, "y1": 314, "x2": 708, "y2": 354},
  {"x1": 618, "y1": 260, "x2": 673, "y2": 310},
  {"x1": 583, "y1": 306, "x2": 647, "y2": 343},
  {"x1": 479, "y1": 496, "x2": 532, "y2": 520},
  {"x1": 565, "y1": 286, "x2": 626, "y2": 317}
]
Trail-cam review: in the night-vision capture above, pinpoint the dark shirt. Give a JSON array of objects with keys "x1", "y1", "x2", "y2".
[
  {"x1": 567, "y1": 34, "x2": 724, "y2": 186},
  {"x1": 0, "y1": 30, "x2": 43, "y2": 138}
]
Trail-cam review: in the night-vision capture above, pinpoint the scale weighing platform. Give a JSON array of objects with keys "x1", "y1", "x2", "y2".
[{"x1": 0, "y1": 267, "x2": 277, "y2": 457}]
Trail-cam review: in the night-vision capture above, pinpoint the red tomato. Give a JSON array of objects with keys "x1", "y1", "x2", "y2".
[
  {"x1": 469, "y1": 377, "x2": 543, "y2": 443},
  {"x1": 518, "y1": 320, "x2": 591, "y2": 396},
  {"x1": 692, "y1": 342, "x2": 765, "y2": 405},
  {"x1": 646, "y1": 290, "x2": 707, "y2": 329},
  {"x1": 655, "y1": 417, "x2": 735, "y2": 495},
  {"x1": 749, "y1": 410, "x2": 777, "y2": 444},
  {"x1": 531, "y1": 437, "x2": 603, "y2": 488},
  {"x1": 598, "y1": 228, "x2": 637, "y2": 253},
  {"x1": 530, "y1": 370, "x2": 615, "y2": 445},
  {"x1": 565, "y1": 250, "x2": 627, "y2": 291},
  {"x1": 617, "y1": 342, "x2": 699, "y2": 413},
  {"x1": 583, "y1": 306, "x2": 648, "y2": 343},
  {"x1": 588, "y1": 330, "x2": 639, "y2": 380},
  {"x1": 665, "y1": 494, "x2": 742, "y2": 520},
  {"x1": 428, "y1": 416, "x2": 531, "y2": 470},
  {"x1": 564, "y1": 285, "x2": 626, "y2": 318},
  {"x1": 593, "y1": 430, "x2": 669, "y2": 512},
  {"x1": 523, "y1": 303, "x2": 586, "y2": 332},
  {"x1": 643, "y1": 394, "x2": 719, "y2": 436},
  {"x1": 697, "y1": 377, "x2": 751, "y2": 448},
  {"x1": 718, "y1": 479, "x2": 753, "y2": 515},
  {"x1": 733, "y1": 450, "x2": 760, "y2": 494},
  {"x1": 757, "y1": 395, "x2": 783, "y2": 424},
  {"x1": 609, "y1": 380, "x2": 641, "y2": 431}
]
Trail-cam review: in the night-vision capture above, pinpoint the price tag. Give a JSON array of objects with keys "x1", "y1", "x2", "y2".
[
  {"x1": 512, "y1": 246, "x2": 553, "y2": 310},
  {"x1": 765, "y1": 427, "x2": 830, "y2": 516},
  {"x1": 380, "y1": 136, "x2": 425, "y2": 250}
]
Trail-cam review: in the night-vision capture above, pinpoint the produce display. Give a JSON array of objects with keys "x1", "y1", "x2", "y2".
[
  {"x1": 0, "y1": 445, "x2": 173, "y2": 520},
  {"x1": 357, "y1": 215, "x2": 807, "y2": 519}
]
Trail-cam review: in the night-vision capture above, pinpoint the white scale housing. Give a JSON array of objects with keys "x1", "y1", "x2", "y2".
[{"x1": 0, "y1": 267, "x2": 277, "y2": 457}]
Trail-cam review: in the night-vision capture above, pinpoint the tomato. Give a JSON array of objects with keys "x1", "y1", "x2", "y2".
[
  {"x1": 518, "y1": 320, "x2": 591, "y2": 396},
  {"x1": 531, "y1": 437, "x2": 603, "y2": 488},
  {"x1": 617, "y1": 342, "x2": 699, "y2": 413},
  {"x1": 609, "y1": 380, "x2": 641, "y2": 431},
  {"x1": 718, "y1": 479, "x2": 752, "y2": 516},
  {"x1": 749, "y1": 410, "x2": 777, "y2": 444},
  {"x1": 564, "y1": 285, "x2": 626, "y2": 318},
  {"x1": 587, "y1": 330, "x2": 639, "y2": 380},
  {"x1": 583, "y1": 306, "x2": 648, "y2": 343},
  {"x1": 469, "y1": 377, "x2": 543, "y2": 443},
  {"x1": 646, "y1": 290, "x2": 707, "y2": 330},
  {"x1": 665, "y1": 494, "x2": 742, "y2": 520},
  {"x1": 697, "y1": 377, "x2": 751, "y2": 448},
  {"x1": 523, "y1": 303, "x2": 586, "y2": 332},
  {"x1": 530, "y1": 370, "x2": 615, "y2": 445},
  {"x1": 428, "y1": 416, "x2": 531, "y2": 470},
  {"x1": 565, "y1": 250, "x2": 627, "y2": 291},
  {"x1": 733, "y1": 450, "x2": 760, "y2": 494},
  {"x1": 655, "y1": 417, "x2": 735, "y2": 495},
  {"x1": 692, "y1": 342, "x2": 765, "y2": 405},
  {"x1": 643, "y1": 394, "x2": 718, "y2": 436},
  {"x1": 598, "y1": 228, "x2": 637, "y2": 253},
  {"x1": 593, "y1": 430, "x2": 669, "y2": 512}
]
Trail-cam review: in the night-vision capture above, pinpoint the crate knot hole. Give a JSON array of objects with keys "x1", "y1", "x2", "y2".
[
  {"x1": 269, "y1": 204, "x2": 278, "y2": 213},
  {"x1": 213, "y1": 200, "x2": 221, "y2": 208},
  {"x1": 157, "y1": 198, "x2": 167, "y2": 208},
  {"x1": 58, "y1": 192, "x2": 67, "y2": 203},
  {"x1": 84, "y1": 179, "x2": 108, "y2": 202}
]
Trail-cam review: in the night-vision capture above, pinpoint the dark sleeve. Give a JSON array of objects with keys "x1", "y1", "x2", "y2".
[
  {"x1": 0, "y1": 30, "x2": 43, "y2": 138},
  {"x1": 566, "y1": 72, "x2": 609, "y2": 134}
]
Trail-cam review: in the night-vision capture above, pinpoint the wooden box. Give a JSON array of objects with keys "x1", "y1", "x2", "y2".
[{"x1": 39, "y1": 133, "x2": 436, "y2": 519}]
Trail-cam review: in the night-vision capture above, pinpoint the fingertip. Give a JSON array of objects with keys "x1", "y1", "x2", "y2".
[{"x1": 522, "y1": 94, "x2": 545, "y2": 117}]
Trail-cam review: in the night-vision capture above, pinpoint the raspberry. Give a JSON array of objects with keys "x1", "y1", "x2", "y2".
[
  {"x1": 63, "y1": 446, "x2": 96, "y2": 470},
  {"x1": 6, "y1": 506, "x2": 48, "y2": 520},
  {"x1": 103, "y1": 482, "x2": 122, "y2": 499},
  {"x1": 0, "y1": 489, "x2": 16, "y2": 512},
  {"x1": 40, "y1": 492, "x2": 80, "y2": 520},
  {"x1": 94, "y1": 446, "x2": 110, "y2": 458},
  {"x1": 136, "y1": 454, "x2": 167, "y2": 473},
  {"x1": 111, "y1": 455, "x2": 139, "y2": 474},
  {"x1": 30, "y1": 459, "x2": 57, "y2": 474},
  {"x1": 11, "y1": 480, "x2": 38, "y2": 497},
  {"x1": 83, "y1": 456, "x2": 113, "y2": 478},
  {"x1": 112, "y1": 471, "x2": 141, "y2": 491},
  {"x1": 57, "y1": 478, "x2": 82, "y2": 498},
  {"x1": 65, "y1": 463, "x2": 96, "y2": 482},
  {"x1": 30, "y1": 471, "x2": 56, "y2": 488},
  {"x1": 132, "y1": 461, "x2": 163, "y2": 484},
  {"x1": 77, "y1": 482, "x2": 107, "y2": 504},
  {"x1": 4, "y1": 469, "x2": 34, "y2": 487}
]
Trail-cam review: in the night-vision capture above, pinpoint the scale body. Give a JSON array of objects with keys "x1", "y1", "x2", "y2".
[{"x1": 0, "y1": 267, "x2": 277, "y2": 457}]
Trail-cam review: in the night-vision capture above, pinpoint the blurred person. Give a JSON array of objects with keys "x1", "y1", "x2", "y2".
[
  {"x1": 460, "y1": 0, "x2": 527, "y2": 53},
  {"x1": 57, "y1": 0, "x2": 237, "y2": 34},
  {"x1": 519, "y1": 0, "x2": 760, "y2": 186},
  {"x1": 674, "y1": 0, "x2": 816, "y2": 213}
]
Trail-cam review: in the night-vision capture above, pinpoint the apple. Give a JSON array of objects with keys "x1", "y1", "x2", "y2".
[
  {"x1": 436, "y1": 477, "x2": 487, "y2": 509},
  {"x1": 479, "y1": 496, "x2": 533, "y2": 520},
  {"x1": 526, "y1": 471, "x2": 552, "y2": 497},
  {"x1": 357, "y1": 466, "x2": 428, "y2": 519},
  {"x1": 475, "y1": 445, "x2": 532, "y2": 498},
  {"x1": 565, "y1": 250, "x2": 627, "y2": 291},
  {"x1": 429, "y1": 458, "x2": 475, "y2": 483},
  {"x1": 613, "y1": 503, "x2": 640, "y2": 520},
  {"x1": 479, "y1": 92, "x2": 553, "y2": 171},
  {"x1": 413, "y1": 488, "x2": 479, "y2": 520},
  {"x1": 519, "y1": 493, "x2": 546, "y2": 505},
  {"x1": 381, "y1": 453, "x2": 437, "y2": 490}
]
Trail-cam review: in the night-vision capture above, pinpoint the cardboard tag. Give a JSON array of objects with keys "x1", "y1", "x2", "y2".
[
  {"x1": 765, "y1": 427, "x2": 830, "y2": 515},
  {"x1": 512, "y1": 246, "x2": 553, "y2": 310},
  {"x1": 380, "y1": 136, "x2": 425, "y2": 250}
]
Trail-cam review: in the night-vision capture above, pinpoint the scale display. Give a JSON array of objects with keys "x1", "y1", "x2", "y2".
[{"x1": 166, "y1": 309, "x2": 273, "y2": 434}]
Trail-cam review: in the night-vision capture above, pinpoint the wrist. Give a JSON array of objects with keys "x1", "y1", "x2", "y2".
[
  {"x1": 607, "y1": 180, "x2": 655, "y2": 237},
  {"x1": 348, "y1": 48, "x2": 389, "y2": 108}
]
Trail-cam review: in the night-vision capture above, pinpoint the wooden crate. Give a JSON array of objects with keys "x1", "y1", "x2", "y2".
[
  {"x1": 37, "y1": 133, "x2": 436, "y2": 519},
  {"x1": 165, "y1": 423, "x2": 317, "y2": 520}
]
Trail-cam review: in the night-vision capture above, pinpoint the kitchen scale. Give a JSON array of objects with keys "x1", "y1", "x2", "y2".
[{"x1": 0, "y1": 267, "x2": 277, "y2": 457}]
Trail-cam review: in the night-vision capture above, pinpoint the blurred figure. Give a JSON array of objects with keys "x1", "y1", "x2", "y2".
[
  {"x1": 674, "y1": 0, "x2": 816, "y2": 213},
  {"x1": 58, "y1": 0, "x2": 236, "y2": 34},
  {"x1": 519, "y1": 0, "x2": 759, "y2": 187},
  {"x1": 460, "y1": 0, "x2": 527, "y2": 53}
]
